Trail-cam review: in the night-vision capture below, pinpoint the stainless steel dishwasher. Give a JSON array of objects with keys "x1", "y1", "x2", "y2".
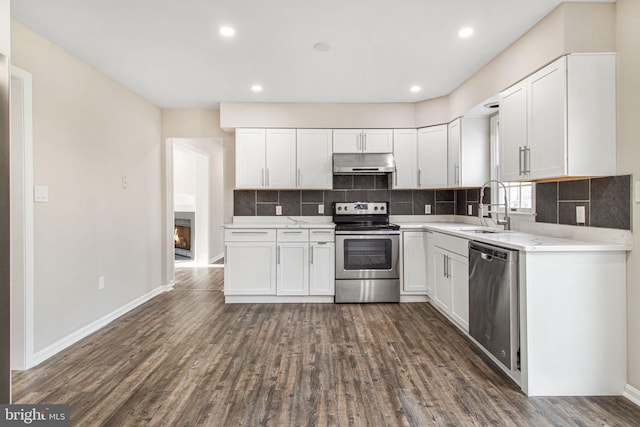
[{"x1": 468, "y1": 241, "x2": 519, "y2": 371}]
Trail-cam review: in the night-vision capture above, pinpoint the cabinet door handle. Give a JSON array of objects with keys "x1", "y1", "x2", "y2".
[
  {"x1": 231, "y1": 231, "x2": 268, "y2": 234},
  {"x1": 363, "y1": 133, "x2": 367, "y2": 151},
  {"x1": 297, "y1": 169, "x2": 301, "y2": 187},
  {"x1": 266, "y1": 168, "x2": 270, "y2": 187},
  {"x1": 277, "y1": 246, "x2": 280, "y2": 264},
  {"x1": 524, "y1": 147, "x2": 531, "y2": 174},
  {"x1": 417, "y1": 169, "x2": 421, "y2": 187},
  {"x1": 518, "y1": 147, "x2": 522, "y2": 175},
  {"x1": 443, "y1": 255, "x2": 447, "y2": 278},
  {"x1": 394, "y1": 167, "x2": 398, "y2": 186},
  {"x1": 310, "y1": 246, "x2": 314, "y2": 264},
  {"x1": 455, "y1": 165, "x2": 460, "y2": 186},
  {"x1": 357, "y1": 134, "x2": 361, "y2": 152}
]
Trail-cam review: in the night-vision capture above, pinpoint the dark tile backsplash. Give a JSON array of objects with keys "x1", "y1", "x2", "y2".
[
  {"x1": 535, "y1": 175, "x2": 631, "y2": 230},
  {"x1": 234, "y1": 175, "x2": 484, "y2": 217},
  {"x1": 235, "y1": 174, "x2": 632, "y2": 231}
]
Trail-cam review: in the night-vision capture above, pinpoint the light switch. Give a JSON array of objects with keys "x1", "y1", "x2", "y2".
[
  {"x1": 275, "y1": 205, "x2": 282, "y2": 216},
  {"x1": 468, "y1": 204, "x2": 473, "y2": 215},
  {"x1": 425, "y1": 205, "x2": 431, "y2": 215},
  {"x1": 34, "y1": 185, "x2": 49, "y2": 203}
]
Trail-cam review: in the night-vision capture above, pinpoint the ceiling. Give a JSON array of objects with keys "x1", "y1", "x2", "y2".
[{"x1": 11, "y1": 0, "x2": 615, "y2": 109}]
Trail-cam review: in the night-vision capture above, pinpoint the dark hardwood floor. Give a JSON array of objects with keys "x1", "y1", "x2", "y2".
[{"x1": 12, "y1": 266, "x2": 640, "y2": 426}]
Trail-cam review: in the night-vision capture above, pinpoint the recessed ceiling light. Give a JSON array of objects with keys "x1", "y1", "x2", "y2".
[
  {"x1": 313, "y1": 42, "x2": 331, "y2": 52},
  {"x1": 458, "y1": 27, "x2": 474, "y2": 38},
  {"x1": 251, "y1": 84, "x2": 263, "y2": 92},
  {"x1": 410, "y1": 85, "x2": 421, "y2": 93},
  {"x1": 219, "y1": 26, "x2": 235, "y2": 37}
]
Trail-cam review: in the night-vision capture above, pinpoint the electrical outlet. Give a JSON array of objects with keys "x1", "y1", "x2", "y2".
[
  {"x1": 318, "y1": 204, "x2": 324, "y2": 215},
  {"x1": 121, "y1": 176, "x2": 128, "y2": 189},
  {"x1": 424, "y1": 204, "x2": 431, "y2": 215},
  {"x1": 99, "y1": 276, "x2": 105, "y2": 290},
  {"x1": 468, "y1": 204, "x2": 473, "y2": 215},
  {"x1": 275, "y1": 205, "x2": 282, "y2": 216},
  {"x1": 576, "y1": 206, "x2": 586, "y2": 224}
]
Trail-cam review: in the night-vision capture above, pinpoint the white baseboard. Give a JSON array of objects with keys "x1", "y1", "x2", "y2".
[
  {"x1": 624, "y1": 384, "x2": 640, "y2": 407},
  {"x1": 30, "y1": 283, "x2": 173, "y2": 368},
  {"x1": 209, "y1": 252, "x2": 224, "y2": 264}
]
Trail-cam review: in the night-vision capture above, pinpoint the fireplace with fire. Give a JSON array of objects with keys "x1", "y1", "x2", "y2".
[{"x1": 174, "y1": 212, "x2": 195, "y2": 260}]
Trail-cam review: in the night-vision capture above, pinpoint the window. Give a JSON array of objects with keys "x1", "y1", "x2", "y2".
[{"x1": 490, "y1": 114, "x2": 534, "y2": 214}]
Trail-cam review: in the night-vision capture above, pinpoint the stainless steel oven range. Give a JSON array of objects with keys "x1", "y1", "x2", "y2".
[{"x1": 333, "y1": 202, "x2": 400, "y2": 303}]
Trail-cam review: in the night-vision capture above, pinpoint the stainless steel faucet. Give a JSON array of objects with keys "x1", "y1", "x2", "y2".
[{"x1": 479, "y1": 180, "x2": 511, "y2": 230}]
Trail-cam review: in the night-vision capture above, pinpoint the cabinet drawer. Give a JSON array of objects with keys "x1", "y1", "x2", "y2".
[
  {"x1": 277, "y1": 229, "x2": 309, "y2": 242},
  {"x1": 432, "y1": 232, "x2": 469, "y2": 258},
  {"x1": 309, "y1": 229, "x2": 335, "y2": 242},
  {"x1": 225, "y1": 229, "x2": 276, "y2": 242}
]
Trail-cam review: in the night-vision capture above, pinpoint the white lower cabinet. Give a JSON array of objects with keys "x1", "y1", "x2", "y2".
[
  {"x1": 431, "y1": 233, "x2": 469, "y2": 332},
  {"x1": 402, "y1": 231, "x2": 430, "y2": 294},
  {"x1": 277, "y1": 242, "x2": 309, "y2": 296},
  {"x1": 309, "y1": 241, "x2": 335, "y2": 295},
  {"x1": 225, "y1": 227, "x2": 334, "y2": 300},
  {"x1": 224, "y1": 229, "x2": 277, "y2": 295}
]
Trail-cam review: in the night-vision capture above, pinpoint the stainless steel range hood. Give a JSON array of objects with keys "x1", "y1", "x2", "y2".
[{"x1": 333, "y1": 153, "x2": 395, "y2": 175}]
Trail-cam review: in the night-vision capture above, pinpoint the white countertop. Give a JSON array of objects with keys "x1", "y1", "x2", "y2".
[
  {"x1": 225, "y1": 216, "x2": 335, "y2": 229},
  {"x1": 224, "y1": 216, "x2": 630, "y2": 252},
  {"x1": 401, "y1": 222, "x2": 631, "y2": 252}
]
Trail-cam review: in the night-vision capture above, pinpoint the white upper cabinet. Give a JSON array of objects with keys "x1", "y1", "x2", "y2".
[
  {"x1": 394, "y1": 126, "x2": 447, "y2": 189},
  {"x1": 296, "y1": 129, "x2": 333, "y2": 189},
  {"x1": 266, "y1": 129, "x2": 297, "y2": 188},
  {"x1": 447, "y1": 117, "x2": 490, "y2": 188},
  {"x1": 392, "y1": 129, "x2": 418, "y2": 189},
  {"x1": 235, "y1": 128, "x2": 267, "y2": 189},
  {"x1": 499, "y1": 54, "x2": 616, "y2": 181},
  {"x1": 236, "y1": 128, "x2": 296, "y2": 189},
  {"x1": 333, "y1": 129, "x2": 393, "y2": 153},
  {"x1": 499, "y1": 82, "x2": 528, "y2": 182},
  {"x1": 418, "y1": 125, "x2": 448, "y2": 189}
]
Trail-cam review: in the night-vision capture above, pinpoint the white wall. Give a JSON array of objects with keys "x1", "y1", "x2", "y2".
[
  {"x1": 0, "y1": 0, "x2": 10, "y2": 403},
  {"x1": 616, "y1": 0, "x2": 640, "y2": 394},
  {"x1": 11, "y1": 21, "x2": 164, "y2": 352}
]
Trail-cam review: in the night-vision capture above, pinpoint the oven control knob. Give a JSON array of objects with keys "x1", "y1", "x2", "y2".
[
  {"x1": 380, "y1": 206, "x2": 385, "y2": 211},
  {"x1": 374, "y1": 206, "x2": 378, "y2": 211},
  {"x1": 337, "y1": 206, "x2": 342, "y2": 211},
  {"x1": 345, "y1": 207, "x2": 348, "y2": 211}
]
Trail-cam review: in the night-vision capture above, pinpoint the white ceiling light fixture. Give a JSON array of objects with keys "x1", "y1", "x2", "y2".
[
  {"x1": 219, "y1": 26, "x2": 235, "y2": 37},
  {"x1": 313, "y1": 42, "x2": 331, "y2": 52},
  {"x1": 458, "y1": 27, "x2": 474, "y2": 38},
  {"x1": 251, "y1": 84, "x2": 263, "y2": 92},
  {"x1": 410, "y1": 85, "x2": 421, "y2": 93}
]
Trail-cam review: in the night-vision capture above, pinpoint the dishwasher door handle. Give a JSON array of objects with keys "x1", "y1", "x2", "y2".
[{"x1": 480, "y1": 253, "x2": 493, "y2": 261}]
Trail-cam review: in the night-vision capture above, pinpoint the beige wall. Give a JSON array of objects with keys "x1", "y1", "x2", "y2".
[
  {"x1": 162, "y1": 108, "x2": 235, "y2": 227},
  {"x1": 220, "y1": 102, "x2": 417, "y2": 130},
  {"x1": 11, "y1": 22, "x2": 164, "y2": 352},
  {"x1": 616, "y1": 0, "x2": 640, "y2": 392}
]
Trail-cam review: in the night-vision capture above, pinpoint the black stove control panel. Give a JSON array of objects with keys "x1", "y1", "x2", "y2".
[{"x1": 334, "y1": 202, "x2": 387, "y2": 215}]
